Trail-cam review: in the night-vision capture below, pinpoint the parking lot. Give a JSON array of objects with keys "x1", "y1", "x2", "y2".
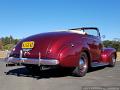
[{"x1": 0, "y1": 59, "x2": 120, "y2": 90}]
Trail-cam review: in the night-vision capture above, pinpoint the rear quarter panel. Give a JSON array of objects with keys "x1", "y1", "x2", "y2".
[
  {"x1": 58, "y1": 37, "x2": 90, "y2": 67},
  {"x1": 58, "y1": 42, "x2": 83, "y2": 67}
]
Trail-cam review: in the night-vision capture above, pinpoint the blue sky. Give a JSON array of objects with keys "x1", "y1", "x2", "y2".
[{"x1": 0, "y1": 0, "x2": 120, "y2": 40}]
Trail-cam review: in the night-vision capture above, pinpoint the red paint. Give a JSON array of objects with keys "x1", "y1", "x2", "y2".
[{"x1": 10, "y1": 28, "x2": 117, "y2": 67}]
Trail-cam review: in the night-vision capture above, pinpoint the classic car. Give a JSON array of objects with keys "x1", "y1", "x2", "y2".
[{"x1": 6, "y1": 27, "x2": 117, "y2": 77}]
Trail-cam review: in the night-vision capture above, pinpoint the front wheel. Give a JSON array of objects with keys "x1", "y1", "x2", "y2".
[
  {"x1": 109, "y1": 54, "x2": 116, "y2": 67},
  {"x1": 72, "y1": 52, "x2": 88, "y2": 77}
]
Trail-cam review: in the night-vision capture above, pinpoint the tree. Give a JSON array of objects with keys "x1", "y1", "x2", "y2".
[
  {"x1": 0, "y1": 38, "x2": 3, "y2": 50},
  {"x1": 103, "y1": 40, "x2": 120, "y2": 51},
  {"x1": 1, "y1": 36, "x2": 20, "y2": 50}
]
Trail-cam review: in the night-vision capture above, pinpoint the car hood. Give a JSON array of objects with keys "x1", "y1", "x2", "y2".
[{"x1": 10, "y1": 31, "x2": 83, "y2": 59}]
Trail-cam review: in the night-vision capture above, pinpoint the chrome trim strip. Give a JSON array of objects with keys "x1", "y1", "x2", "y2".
[
  {"x1": 7, "y1": 57, "x2": 59, "y2": 65},
  {"x1": 91, "y1": 62, "x2": 109, "y2": 67},
  {"x1": 39, "y1": 52, "x2": 41, "y2": 66}
]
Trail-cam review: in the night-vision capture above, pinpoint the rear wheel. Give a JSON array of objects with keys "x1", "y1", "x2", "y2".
[
  {"x1": 109, "y1": 54, "x2": 116, "y2": 67},
  {"x1": 72, "y1": 52, "x2": 88, "y2": 77}
]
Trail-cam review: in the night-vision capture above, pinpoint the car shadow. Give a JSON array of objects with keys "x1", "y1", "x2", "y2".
[
  {"x1": 88, "y1": 66, "x2": 106, "y2": 73},
  {"x1": 5, "y1": 67, "x2": 73, "y2": 79},
  {"x1": 5, "y1": 66, "x2": 106, "y2": 79}
]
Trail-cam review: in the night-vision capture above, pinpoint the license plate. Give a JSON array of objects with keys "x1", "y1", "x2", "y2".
[{"x1": 22, "y1": 41, "x2": 35, "y2": 49}]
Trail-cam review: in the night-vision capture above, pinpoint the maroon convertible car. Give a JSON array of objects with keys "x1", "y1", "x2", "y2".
[{"x1": 6, "y1": 27, "x2": 117, "y2": 77}]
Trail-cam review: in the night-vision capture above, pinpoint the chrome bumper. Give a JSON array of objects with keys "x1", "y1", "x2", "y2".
[{"x1": 6, "y1": 57, "x2": 59, "y2": 66}]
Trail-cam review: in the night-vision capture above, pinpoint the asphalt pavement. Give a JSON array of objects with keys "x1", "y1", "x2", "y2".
[{"x1": 0, "y1": 59, "x2": 120, "y2": 90}]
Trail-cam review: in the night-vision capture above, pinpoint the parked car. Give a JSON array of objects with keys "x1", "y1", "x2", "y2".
[{"x1": 6, "y1": 27, "x2": 117, "y2": 77}]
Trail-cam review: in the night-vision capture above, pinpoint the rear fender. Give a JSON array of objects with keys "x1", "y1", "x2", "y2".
[
  {"x1": 101, "y1": 48, "x2": 117, "y2": 63},
  {"x1": 58, "y1": 42, "x2": 90, "y2": 67},
  {"x1": 58, "y1": 43, "x2": 83, "y2": 67}
]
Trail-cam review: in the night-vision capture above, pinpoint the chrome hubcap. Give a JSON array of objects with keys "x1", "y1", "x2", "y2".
[
  {"x1": 79, "y1": 57, "x2": 87, "y2": 71},
  {"x1": 79, "y1": 59, "x2": 84, "y2": 66},
  {"x1": 112, "y1": 56, "x2": 116, "y2": 63}
]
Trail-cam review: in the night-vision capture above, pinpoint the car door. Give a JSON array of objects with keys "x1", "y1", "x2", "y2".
[
  {"x1": 85, "y1": 29, "x2": 102, "y2": 62},
  {"x1": 91, "y1": 35, "x2": 102, "y2": 62}
]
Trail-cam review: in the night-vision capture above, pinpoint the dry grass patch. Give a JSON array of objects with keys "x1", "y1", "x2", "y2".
[
  {"x1": 117, "y1": 52, "x2": 120, "y2": 61},
  {"x1": 0, "y1": 51, "x2": 7, "y2": 58}
]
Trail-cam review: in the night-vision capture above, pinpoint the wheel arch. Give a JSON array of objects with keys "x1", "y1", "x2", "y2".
[{"x1": 81, "y1": 49, "x2": 92, "y2": 67}]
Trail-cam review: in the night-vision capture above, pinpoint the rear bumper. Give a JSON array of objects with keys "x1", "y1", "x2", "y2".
[{"x1": 6, "y1": 57, "x2": 59, "y2": 66}]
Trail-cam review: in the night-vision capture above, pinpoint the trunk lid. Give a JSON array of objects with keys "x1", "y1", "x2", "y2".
[{"x1": 11, "y1": 31, "x2": 83, "y2": 59}]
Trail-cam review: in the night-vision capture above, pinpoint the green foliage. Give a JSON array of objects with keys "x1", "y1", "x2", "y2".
[
  {"x1": 0, "y1": 36, "x2": 19, "y2": 50},
  {"x1": 103, "y1": 40, "x2": 120, "y2": 51},
  {"x1": 0, "y1": 39, "x2": 3, "y2": 50},
  {"x1": 3, "y1": 44, "x2": 14, "y2": 50},
  {"x1": 0, "y1": 35, "x2": 120, "y2": 51}
]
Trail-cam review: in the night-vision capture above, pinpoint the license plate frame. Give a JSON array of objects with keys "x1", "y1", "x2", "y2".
[{"x1": 22, "y1": 41, "x2": 35, "y2": 49}]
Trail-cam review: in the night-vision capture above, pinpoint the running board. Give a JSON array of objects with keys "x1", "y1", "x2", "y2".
[{"x1": 91, "y1": 62, "x2": 109, "y2": 67}]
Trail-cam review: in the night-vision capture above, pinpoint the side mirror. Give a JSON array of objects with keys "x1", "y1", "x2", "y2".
[{"x1": 101, "y1": 35, "x2": 106, "y2": 39}]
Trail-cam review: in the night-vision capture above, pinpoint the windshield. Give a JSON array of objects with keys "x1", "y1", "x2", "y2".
[{"x1": 69, "y1": 28, "x2": 100, "y2": 37}]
